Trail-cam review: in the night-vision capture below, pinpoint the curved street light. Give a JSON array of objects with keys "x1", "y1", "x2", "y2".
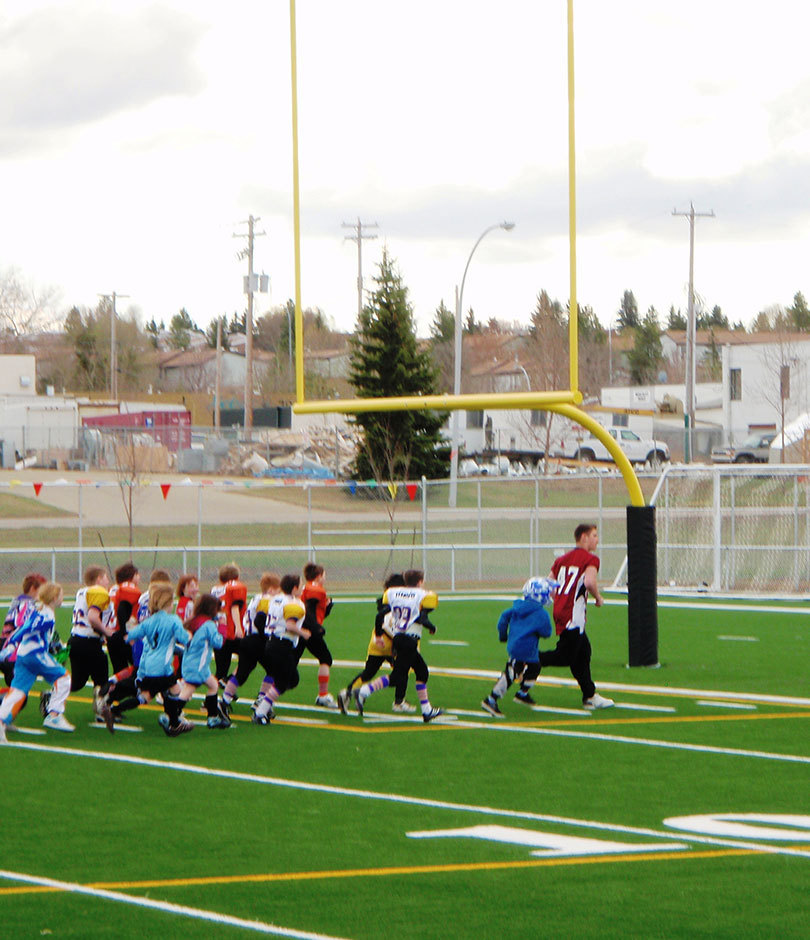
[{"x1": 449, "y1": 221, "x2": 515, "y2": 507}]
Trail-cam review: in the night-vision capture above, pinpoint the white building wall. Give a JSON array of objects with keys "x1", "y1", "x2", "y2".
[{"x1": 0, "y1": 355, "x2": 37, "y2": 396}]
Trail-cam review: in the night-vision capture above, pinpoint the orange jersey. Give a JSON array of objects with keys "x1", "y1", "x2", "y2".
[
  {"x1": 210, "y1": 579, "x2": 247, "y2": 640},
  {"x1": 301, "y1": 580, "x2": 329, "y2": 625},
  {"x1": 108, "y1": 582, "x2": 141, "y2": 633}
]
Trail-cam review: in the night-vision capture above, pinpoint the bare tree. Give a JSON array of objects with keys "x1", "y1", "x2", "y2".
[
  {"x1": 0, "y1": 267, "x2": 60, "y2": 342},
  {"x1": 758, "y1": 308, "x2": 803, "y2": 463}
]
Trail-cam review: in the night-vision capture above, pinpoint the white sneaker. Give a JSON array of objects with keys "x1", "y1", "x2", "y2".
[
  {"x1": 43, "y1": 712, "x2": 75, "y2": 732},
  {"x1": 315, "y1": 693, "x2": 338, "y2": 709},
  {"x1": 583, "y1": 693, "x2": 614, "y2": 710},
  {"x1": 392, "y1": 701, "x2": 416, "y2": 713}
]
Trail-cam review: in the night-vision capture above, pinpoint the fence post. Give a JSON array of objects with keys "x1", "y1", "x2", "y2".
[
  {"x1": 307, "y1": 484, "x2": 313, "y2": 558},
  {"x1": 730, "y1": 473, "x2": 736, "y2": 590},
  {"x1": 197, "y1": 485, "x2": 203, "y2": 578},
  {"x1": 451, "y1": 546, "x2": 456, "y2": 592},
  {"x1": 477, "y1": 480, "x2": 482, "y2": 580},
  {"x1": 713, "y1": 468, "x2": 722, "y2": 589},
  {"x1": 421, "y1": 476, "x2": 427, "y2": 573},
  {"x1": 794, "y1": 475, "x2": 800, "y2": 591},
  {"x1": 51, "y1": 549, "x2": 56, "y2": 582},
  {"x1": 78, "y1": 484, "x2": 84, "y2": 584}
]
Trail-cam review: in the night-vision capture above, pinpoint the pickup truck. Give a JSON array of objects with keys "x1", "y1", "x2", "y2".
[
  {"x1": 711, "y1": 431, "x2": 775, "y2": 464},
  {"x1": 549, "y1": 427, "x2": 670, "y2": 467}
]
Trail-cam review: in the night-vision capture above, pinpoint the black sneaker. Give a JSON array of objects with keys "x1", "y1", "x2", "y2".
[
  {"x1": 481, "y1": 697, "x2": 504, "y2": 718},
  {"x1": 422, "y1": 707, "x2": 444, "y2": 723},
  {"x1": 39, "y1": 691, "x2": 51, "y2": 718},
  {"x1": 218, "y1": 698, "x2": 232, "y2": 721},
  {"x1": 251, "y1": 712, "x2": 269, "y2": 726},
  {"x1": 514, "y1": 690, "x2": 536, "y2": 706}
]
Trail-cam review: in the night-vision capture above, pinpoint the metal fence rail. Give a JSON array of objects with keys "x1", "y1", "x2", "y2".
[{"x1": 2, "y1": 465, "x2": 809, "y2": 595}]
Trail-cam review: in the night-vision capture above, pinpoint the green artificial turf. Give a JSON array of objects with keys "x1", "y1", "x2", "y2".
[{"x1": 1, "y1": 596, "x2": 807, "y2": 938}]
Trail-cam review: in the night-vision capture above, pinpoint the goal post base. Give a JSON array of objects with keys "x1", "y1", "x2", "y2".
[{"x1": 626, "y1": 505, "x2": 659, "y2": 667}]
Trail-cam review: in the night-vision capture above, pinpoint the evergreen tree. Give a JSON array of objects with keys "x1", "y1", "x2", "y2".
[
  {"x1": 205, "y1": 315, "x2": 230, "y2": 350},
  {"x1": 463, "y1": 309, "x2": 481, "y2": 335},
  {"x1": 168, "y1": 308, "x2": 196, "y2": 350},
  {"x1": 430, "y1": 300, "x2": 455, "y2": 344},
  {"x1": 617, "y1": 289, "x2": 639, "y2": 331},
  {"x1": 348, "y1": 250, "x2": 447, "y2": 480},
  {"x1": 626, "y1": 306, "x2": 663, "y2": 384},
  {"x1": 667, "y1": 306, "x2": 687, "y2": 331},
  {"x1": 788, "y1": 291, "x2": 810, "y2": 331}
]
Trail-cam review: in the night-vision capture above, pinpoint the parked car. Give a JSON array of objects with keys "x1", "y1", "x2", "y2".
[
  {"x1": 711, "y1": 431, "x2": 776, "y2": 464},
  {"x1": 550, "y1": 427, "x2": 670, "y2": 467}
]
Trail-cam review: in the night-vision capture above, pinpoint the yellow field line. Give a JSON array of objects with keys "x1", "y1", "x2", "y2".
[
  {"x1": 0, "y1": 847, "x2": 760, "y2": 897},
  {"x1": 38, "y1": 692, "x2": 810, "y2": 736}
]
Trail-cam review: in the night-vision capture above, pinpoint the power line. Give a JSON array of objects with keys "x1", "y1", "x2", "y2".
[
  {"x1": 233, "y1": 215, "x2": 266, "y2": 440},
  {"x1": 342, "y1": 218, "x2": 378, "y2": 321},
  {"x1": 98, "y1": 291, "x2": 129, "y2": 401}
]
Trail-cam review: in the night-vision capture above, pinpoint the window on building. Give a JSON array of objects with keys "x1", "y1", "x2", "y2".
[
  {"x1": 730, "y1": 368, "x2": 742, "y2": 401},
  {"x1": 466, "y1": 410, "x2": 484, "y2": 430},
  {"x1": 780, "y1": 364, "x2": 790, "y2": 400},
  {"x1": 611, "y1": 413, "x2": 629, "y2": 428},
  {"x1": 530, "y1": 410, "x2": 546, "y2": 427}
]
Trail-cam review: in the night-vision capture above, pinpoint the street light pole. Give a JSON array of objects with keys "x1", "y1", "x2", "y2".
[
  {"x1": 448, "y1": 221, "x2": 515, "y2": 507},
  {"x1": 673, "y1": 202, "x2": 714, "y2": 462}
]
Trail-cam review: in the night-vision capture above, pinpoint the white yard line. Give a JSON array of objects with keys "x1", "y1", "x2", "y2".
[
  {"x1": 613, "y1": 703, "x2": 677, "y2": 713},
  {"x1": 718, "y1": 635, "x2": 759, "y2": 642},
  {"x1": 3, "y1": 741, "x2": 809, "y2": 861},
  {"x1": 0, "y1": 868, "x2": 351, "y2": 940},
  {"x1": 696, "y1": 700, "x2": 757, "y2": 711}
]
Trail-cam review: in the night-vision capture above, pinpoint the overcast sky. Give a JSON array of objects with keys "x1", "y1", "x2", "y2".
[{"x1": 3, "y1": 0, "x2": 810, "y2": 337}]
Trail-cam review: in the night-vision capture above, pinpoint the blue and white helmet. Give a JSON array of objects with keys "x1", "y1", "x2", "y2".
[{"x1": 522, "y1": 577, "x2": 557, "y2": 605}]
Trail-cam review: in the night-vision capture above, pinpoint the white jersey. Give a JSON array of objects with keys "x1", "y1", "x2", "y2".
[
  {"x1": 382, "y1": 586, "x2": 427, "y2": 639},
  {"x1": 267, "y1": 593, "x2": 304, "y2": 646},
  {"x1": 137, "y1": 590, "x2": 150, "y2": 624},
  {"x1": 243, "y1": 592, "x2": 282, "y2": 635},
  {"x1": 71, "y1": 585, "x2": 112, "y2": 639}
]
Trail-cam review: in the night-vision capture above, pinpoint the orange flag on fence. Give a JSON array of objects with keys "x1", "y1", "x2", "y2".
[
  {"x1": 406, "y1": 483, "x2": 418, "y2": 501},
  {"x1": 33, "y1": 482, "x2": 43, "y2": 497},
  {"x1": 160, "y1": 483, "x2": 171, "y2": 500}
]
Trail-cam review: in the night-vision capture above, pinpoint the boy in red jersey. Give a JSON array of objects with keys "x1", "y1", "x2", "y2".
[
  {"x1": 299, "y1": 562, "x2": 336, "y2": 708},
  {"x1": 542, "y1": 524, "x2": 613, "y2": 709},
  {"x1": 210, "y1": 562, "x2": 247, "y2": 684}
]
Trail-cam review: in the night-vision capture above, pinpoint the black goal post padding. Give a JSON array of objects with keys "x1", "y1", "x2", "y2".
[{"x1": 626, "y1": 504, "x2": 659, "y2": 667}]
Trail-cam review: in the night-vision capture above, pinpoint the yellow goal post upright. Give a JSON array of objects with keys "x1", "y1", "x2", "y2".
[{"x1": 286, "y1": 0, "x2": 658, "y2": 665}]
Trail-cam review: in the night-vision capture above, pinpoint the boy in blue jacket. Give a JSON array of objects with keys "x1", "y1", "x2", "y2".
[{"x1": 481, "y1": 577, "x2": 557, "y2": 718}]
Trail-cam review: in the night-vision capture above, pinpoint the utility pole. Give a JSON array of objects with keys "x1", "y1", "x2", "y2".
[
  {"x1": 98, "y1": 291, "x2": 129, "y2": 401},
  {"x1": 672, "y1": 203, "x2": 714, "y2": 462},
  {"x1": 214, "y1": 317, "x2": 222, "y2": 433},
  {"x1": 234, "y1": 215, "x2": 267, "y2": 441},
  {"x1": 342, "y1": 218, "x2": 378, "y2": 320}
]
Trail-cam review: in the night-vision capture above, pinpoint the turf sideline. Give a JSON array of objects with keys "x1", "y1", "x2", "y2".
[
  {"x1": 0, "y1": 868, "x2": 350, "y2": 939},
  {"x1": 3, "y1": 741, "x2": 810, "y2": 860}
]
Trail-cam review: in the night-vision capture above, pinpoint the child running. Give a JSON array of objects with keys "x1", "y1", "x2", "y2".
[
  {"x1": 251, "y1": 574, "x2": 311, "y2": 725},
  {"x1": 218, "y1": 573, "x2": 283, "y2": 719},
  {"x1": 481, "y1": 577, "x2": 556, "y2": 717},
  {"x1": 299, "y1": 563, "x2": 337, "y2": 708},
  {"x1": 1, "y1": 572, "x2": 47, "y2": 692},
  {"x1": 99, "y1": 582, "x2": 191, "y2": 736},
  {"x1": 177, "y1": 593, "x2": 229, "y2": 729},
  {"x1": 352, "y1": 569, "x2": 444, "y2": 723},
  {"x1": 0, "y1": 582, "x2": 73, "y2": 740}
]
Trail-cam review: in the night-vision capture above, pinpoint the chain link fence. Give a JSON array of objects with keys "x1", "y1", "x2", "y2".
[{"x1": 1, "y1": 466, "x2": 808, "y2": 596}]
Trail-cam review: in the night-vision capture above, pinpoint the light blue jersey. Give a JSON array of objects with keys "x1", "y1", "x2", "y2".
[
  {"x1": 128, "y1": 610, "x2": 189, "y2": 678},
  {"x1": 181, "y1": 618, "x2": 223, "y2": 685}
]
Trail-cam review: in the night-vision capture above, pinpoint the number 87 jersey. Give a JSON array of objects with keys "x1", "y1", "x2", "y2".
[{"x1": 381, "y1": 586, "x2": 438, "y2": 639}]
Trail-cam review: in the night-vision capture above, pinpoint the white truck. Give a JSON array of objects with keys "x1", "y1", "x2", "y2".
[{"x1": 549, "y1": 426, "x2": 670, "y2": 468}]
